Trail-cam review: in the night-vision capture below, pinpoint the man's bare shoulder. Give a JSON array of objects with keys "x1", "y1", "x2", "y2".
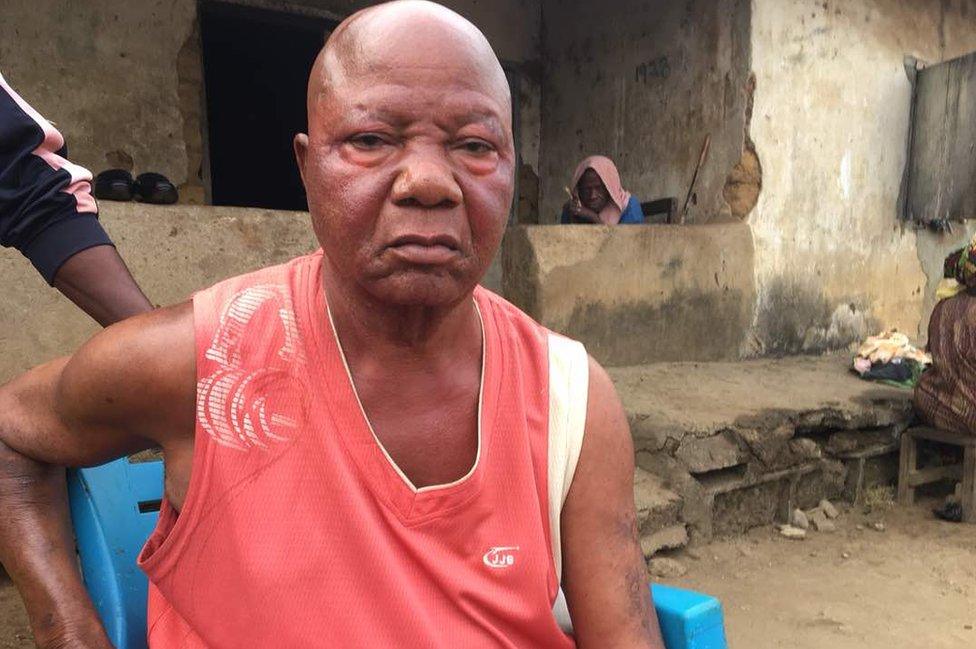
[
  {"x1": 583, "y1": 355, "x2": 632, "y2": 458},
  {"x1": 58, "y1": 301, "x2": 196, "y2": 448}
]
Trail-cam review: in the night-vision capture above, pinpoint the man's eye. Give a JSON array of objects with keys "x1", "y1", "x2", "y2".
[
  {"x1": 349, "y1": 134, "x2": 388, "y2": 150},
  {"x1": 457, "y1": 139, "x2": 494, "y2": 155}
]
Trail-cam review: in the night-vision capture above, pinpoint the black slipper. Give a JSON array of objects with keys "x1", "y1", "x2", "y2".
[
  {"x1": 933, "y1": 501, "x2": 963, "y2": 522},
  {"x1": 134, "y1": 172, "x2": 178, "y2": 205},
  {"x1": 93, "y1": 169, "x2": 134, "y2": 201}
]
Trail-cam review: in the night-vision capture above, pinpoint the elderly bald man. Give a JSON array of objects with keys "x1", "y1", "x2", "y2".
[{"x1": 0, "y1": 2, "x2": 665, "y2": 647}]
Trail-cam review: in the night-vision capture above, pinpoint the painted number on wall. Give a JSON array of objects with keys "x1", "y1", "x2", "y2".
[{"x1": 635, "y1": 56, "x2": 671, "y2": 83}]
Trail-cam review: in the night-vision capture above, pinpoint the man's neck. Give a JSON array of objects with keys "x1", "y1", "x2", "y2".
[{"x1": 321, "y1": 268, "x2": 482, "y2": 366}]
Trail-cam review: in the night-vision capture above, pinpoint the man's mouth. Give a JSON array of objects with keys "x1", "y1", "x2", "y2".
[{"x1": 386, "y1": 234, "x2": 461, "y2": 265}]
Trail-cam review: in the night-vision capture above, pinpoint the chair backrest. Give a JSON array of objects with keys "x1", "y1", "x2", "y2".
[
  {"x1": 651, "y1": 583, "x2": 728, "y2": 649},
  {"x1": 641, "y1": 197, "x2": 678, "y2": 224},
  {"x1": 68, "y1": 456, "x2": 163, "y2": 649},
  {"x1": 68, "y1": 457, "x2": 727, "y2": 649}
]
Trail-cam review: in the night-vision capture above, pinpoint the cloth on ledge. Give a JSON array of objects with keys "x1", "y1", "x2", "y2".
[{"x1": 852, "y1": 331, "x2": 931, "y2": 389}]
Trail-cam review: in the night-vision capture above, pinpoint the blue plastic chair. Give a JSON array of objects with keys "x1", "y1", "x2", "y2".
[
  {"x1": 651, "y1": 583, "x2": 728, "y2": 649},
  {"x1": 67, "y1": 457, "x2": 162, "y2": 649},
  {"x1": 68, "y1": 457, "x2": 728, "y2": 649}
]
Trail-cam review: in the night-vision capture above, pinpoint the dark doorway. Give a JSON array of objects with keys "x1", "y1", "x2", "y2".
[{"x1": 200, "y1": 2, "x2": 337, "y2": 210}]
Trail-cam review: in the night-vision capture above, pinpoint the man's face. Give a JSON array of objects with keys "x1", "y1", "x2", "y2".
[
  {"x1": 296, "y1": 50, "x2": 515, "y2": 308},
  {"x1": 577, "y1": 169, "x2": 610, "y2": 213}
]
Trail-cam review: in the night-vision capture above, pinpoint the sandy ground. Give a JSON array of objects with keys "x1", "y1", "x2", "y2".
[
  {"x1": 1, "y1": 499, "x2": 973, "y2": 647},
  {"x1": 668, "y1": 498, "x2": 976, "y2": 649},
  {"x1": 0, "y1": 577, "x2": 29, "y2": 648}
]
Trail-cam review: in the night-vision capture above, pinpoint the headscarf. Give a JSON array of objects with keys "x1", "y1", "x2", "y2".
[
  {"x1": 936, "y1": 231, "x2": 976, "y2": 301},
  {"x1": 570, "y1": 156, "x2": 632, "y2": 225}
]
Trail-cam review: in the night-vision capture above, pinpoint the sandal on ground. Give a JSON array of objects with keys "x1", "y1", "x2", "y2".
[
  {"x1": 134, "y1": 172, "x2": 178, "y2": 205},
  {"x1": 933, "y1": 500, "x2": 963, "y2": 522},
  {"x1": 93, "y1": 169, "x2": 134, "y2": 201}
]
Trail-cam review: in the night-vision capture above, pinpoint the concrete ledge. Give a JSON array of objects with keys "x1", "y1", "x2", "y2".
[
  {"x1": 617, "y1": 355, "x2": 914, "y2": 542},
  {"x1": 501, "y1": 223, "x2": 756, "y2": 366},
  {"x1": 0, "y1": 203, "x2": 318, "y2": 380}
]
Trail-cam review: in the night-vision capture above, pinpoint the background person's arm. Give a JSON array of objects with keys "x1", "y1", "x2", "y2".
[
  {"x1": 53, "y1": 245, "x2": 153, "y2": 326},
  {"x1": 560, "y1": 357, "x2": 665, "y2": 649},
  {"x1": 0, "y1": 304, "x2": 195, "y2": 648},
  {"x1": 0, "y1": 71, "x2": 152, "y2": 325},
  {"x1": 567, "y1": 202, "x2": 602, "y2": 224}
]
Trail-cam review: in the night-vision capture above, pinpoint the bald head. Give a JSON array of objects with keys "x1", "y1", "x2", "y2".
[
  {"x1": 308, "y1": 1, "x2": 510, "y2": 120},
  {"x1": 293, "y1": 1, "x2": 516, "y2": 309}
]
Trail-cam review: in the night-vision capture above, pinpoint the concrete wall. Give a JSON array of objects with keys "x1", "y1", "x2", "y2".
[
  {"x1": 748, "y1": 0, "x2": 976, "y2": 354},
  {"x1": 0, "y1": 204, "x2": 318, "y2": 381},
  {"x1": 0, "y1": 0, "x2": 542, "y2": 208},
  {"x1": 502, "y1": 223, "x2": 756, "y2": 366},
  {"x1": 0, "y1": 1, "x2": 203, "y2": 198},
  {"x1": 536, "y1": 0, "x2": 754, "y2": 225}
]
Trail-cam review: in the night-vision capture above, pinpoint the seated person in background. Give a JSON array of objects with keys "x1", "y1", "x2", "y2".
[
  {"x1": 560, "y1": 155, "x2": 644, "y2": 224},
  {"x1": 914, "y1": 236, "x2": 976, "y2": 439}
]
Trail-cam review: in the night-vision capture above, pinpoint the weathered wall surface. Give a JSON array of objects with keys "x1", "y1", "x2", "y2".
[
  {"x1": 0, "y1": 204, "x2": 318, "y2": 380},
  {"x1": 502, "y1": 223, "x2": 756, "y2": 366},
  {"x1": 0, "y1": 1, "x2": 202, "y2": 197},
  {"x1": 537, "y1": 0, "x2": 754, "y2": 225},
  {"x1": 0, "y1": 0, "x2": 541, "y2": 207},
  {"x1": 749, "y1": 0, "x2": 976, "y2": 354}
]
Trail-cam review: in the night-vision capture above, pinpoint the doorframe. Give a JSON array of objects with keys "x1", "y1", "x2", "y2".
[{"x1": 195, "y1": 0, "x2": 340, "y2": 206}]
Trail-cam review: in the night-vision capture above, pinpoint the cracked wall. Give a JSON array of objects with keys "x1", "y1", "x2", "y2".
[{"x1": 749, "y1": 0, "x2": 976, "y2": 354}]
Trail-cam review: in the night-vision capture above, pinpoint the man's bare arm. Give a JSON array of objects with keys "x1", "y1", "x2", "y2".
[
  {"x1": 561, "y1": 357, "x2": 665, "y2": 649},
  {"x1": 0, "y1": 303, "x2": 195, "y2": 648}
]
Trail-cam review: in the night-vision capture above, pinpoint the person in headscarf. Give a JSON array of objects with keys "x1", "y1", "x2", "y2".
[
  {"x1": 914, "y1": 233, "x2": 976, "y2": 439},
  {"x1": 560, "y1": 155, "x2": 645, "y2": 224}
]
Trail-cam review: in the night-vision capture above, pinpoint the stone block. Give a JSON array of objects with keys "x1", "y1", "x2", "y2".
[
  {"x1": 640, "y1": 524, "x2": 689, "y2": 558},
  {"x1": 738, "y1": 423, "x2": 794, "y2": 467},
  {"x1": 675, "y1": 431, "x2": 745, "y2": 474},
  {"x1": 633, "y1": 468, "x2": 683, "y2": 533},
  {"x1": 819, "y1": 499, "x2": 839, "y2": 519},
  {"x1": 712, "y1": 478, "x2": 788, "y2": 538},
  {"x1": 790, "y1": 508, "x2": 809, "y2": 529},
  {"x1": 647, "y1": 557, "x2": 687, "y2": 578},
  {"x1": 793, "y1": 461, "x2": 847, "y2": 510},
  {"x1": 789, "y1": 437, "x2": 823, "y2": 461},
  {"x1": 827, "y1": 429, "x2": 897, "y2": 456}
]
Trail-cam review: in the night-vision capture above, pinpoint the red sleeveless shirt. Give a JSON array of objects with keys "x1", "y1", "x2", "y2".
[{"x1": 137, "y1": 251, "x2": 577, "y2": 648}]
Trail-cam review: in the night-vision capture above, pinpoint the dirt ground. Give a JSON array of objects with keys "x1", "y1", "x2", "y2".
[
  {"x1": 0, "y1": 577, "x2": 29, "y2": 648},
  {"x1": 1, "y1": 499, "x2": 973, "y2": 647},
  {"x1": 668, "y1": 498, "x2": 976, "y2": 649}
]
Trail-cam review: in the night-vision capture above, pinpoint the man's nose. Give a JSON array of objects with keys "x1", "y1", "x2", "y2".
[{"x1": 391, "y1": 150, "x2": 463, "y2": 209}]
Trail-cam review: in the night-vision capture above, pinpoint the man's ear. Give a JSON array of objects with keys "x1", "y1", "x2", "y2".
[{"x1": 293, "y1": 133, "x2": 310, "y2": 187}]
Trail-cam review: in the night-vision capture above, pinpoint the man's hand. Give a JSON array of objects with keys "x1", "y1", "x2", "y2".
[
  {"x1": 0, "y1": 304, "x2": 195, "y2": 647},
  {"x1": 560, "y1": 357, "x2": 665, "y2": 649},
  {"x1": 0, "y1": 439, "x2": 115, "y2": 649}
]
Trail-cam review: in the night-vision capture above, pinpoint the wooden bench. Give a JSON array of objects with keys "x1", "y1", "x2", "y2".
[{"x1": 897, "y1": 426, "x2": 976, "y2": 522}]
